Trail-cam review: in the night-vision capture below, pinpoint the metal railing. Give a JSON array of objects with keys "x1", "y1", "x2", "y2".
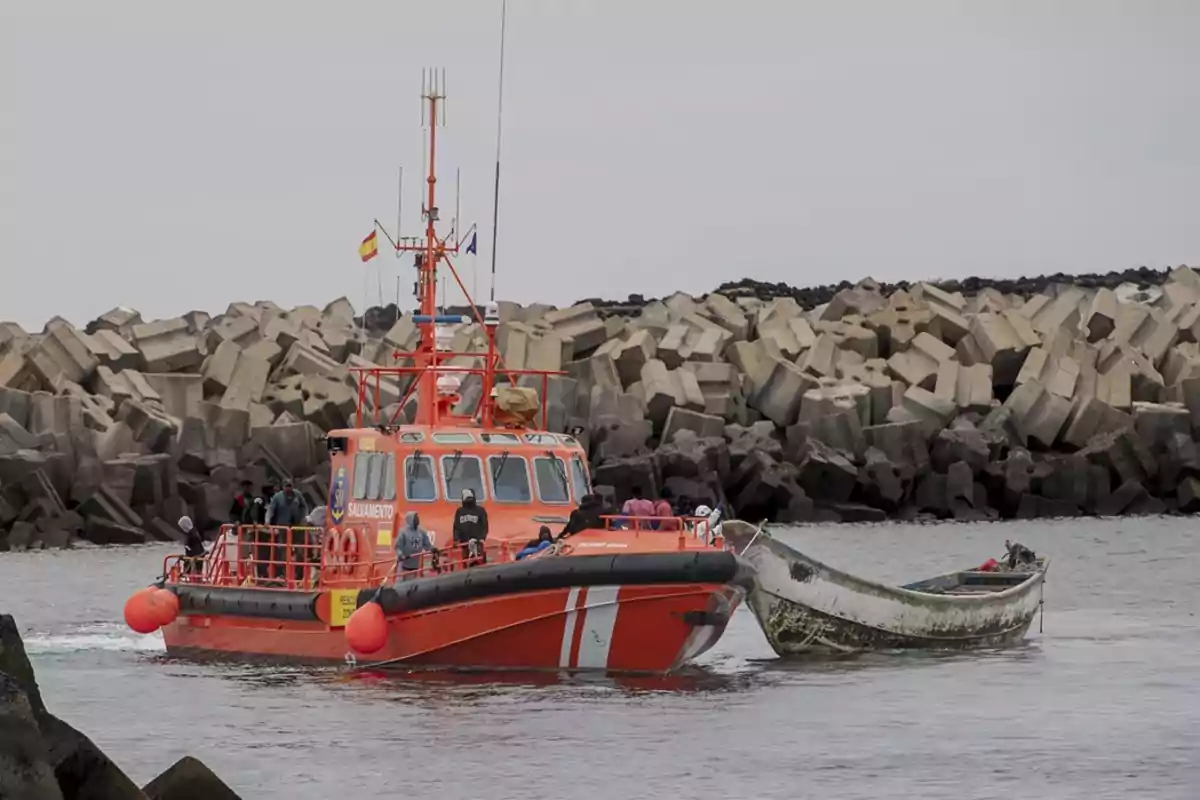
[{"x1": 161, "y1": 514, "x2": 727, "y2": 592}]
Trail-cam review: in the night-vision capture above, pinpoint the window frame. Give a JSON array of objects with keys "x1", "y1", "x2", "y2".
[
  {"x1": 487, "y1": 454, "x2": 533, "y2": 504},
  {"x1": 532, "y1": 455, "x2": 572, "y2": 505},
  {"x1": 433, "y1": 432, "x2": 477, "y2": 444},
  {"x1": 569, "y1": 455, "x2": 591, "y2": 501},
  {"x1": 481, "y1": 432, "x2": 521, "y2": 445},
  {"x1": 440, "y1": 453, "x2": 487, "y2": 502},
  {"x1": 402, "y1": 454, "x2": 439, "y2": 503},
  {"x1": 381, "y1": 453, "x2": 397, "y2": 501},
  {"x1": 352, "y1": 452, "x2": 372, "y2": 500}
]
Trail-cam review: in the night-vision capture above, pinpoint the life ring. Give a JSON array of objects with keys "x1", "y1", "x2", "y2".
[
  {"x1": 324, "y1": 528, "x2": 344, "y2": 576},
  {"x1": 340, "y1": 528, "x2": 360, "y2": 577}
]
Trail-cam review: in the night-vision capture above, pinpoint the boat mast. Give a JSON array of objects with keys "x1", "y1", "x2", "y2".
[{"x1": 394, "y1": 69, "x2": 454, "y2": 426}]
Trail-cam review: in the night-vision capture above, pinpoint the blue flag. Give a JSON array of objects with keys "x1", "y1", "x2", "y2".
[{"x1": 465, "y1": 231, "x2": 477, "y2": 255}]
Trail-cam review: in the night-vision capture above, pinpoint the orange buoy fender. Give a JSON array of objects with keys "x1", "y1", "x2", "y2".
[
  {"x1": 123, "y1": 587, "x2": 160, "y2": 634},
  {"x1": 345, "y1": 601, "x2": 388, "y2": 654},
  {"x1": 147, "y1": 588, "x2": 180, "y2": 627}
]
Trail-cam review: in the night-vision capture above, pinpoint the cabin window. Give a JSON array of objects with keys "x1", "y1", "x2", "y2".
[
  {"x1": 481, "y1": 432, "x2": 521, "y2": 445},
  {"x1": 523, "y1": 433, "x2": 557, "y2": 445},
  {"x1": 488, "y1": 454, "x2": 532, "y2": 503},
  {"x1": 533, "y1": 456, "x2": 571, "y2": 504},
  {"x1": 403, "y1": 455, "x2": 437, "y2": 502},
  {"x1": 558, "y1": 435, "x2": 581, "y2": 448},
  {"x1": 352, "y1": 452, "x2": 372, "y2": 499},
  {"x1": 399, "y1": 431, "x2": 425, "y2": 444},
  {"x1": 433, "y1": 432, "x2": 476, "y2": 444},
  {"x1": 570, "y1": 456, "x2": 591, "y2": 500},
  {"x1": 442, "y1": 453, "x2": 486, "y2": 502},
  {"x1": 381, "y1": 454, "x2": 397, "y2": 501}
]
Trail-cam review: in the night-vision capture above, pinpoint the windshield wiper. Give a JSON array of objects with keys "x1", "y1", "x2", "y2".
[
  {"x1": 546, "y1": 450, "x2": 570, "y2": 499},
  {"x1": 407, "y1": 448, "x2": 423, "y2": 496},
  {"x1": 492, "y1": 450, "x2": 510, "y2": 483}
]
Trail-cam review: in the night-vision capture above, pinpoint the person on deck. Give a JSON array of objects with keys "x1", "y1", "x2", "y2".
[
  {"x1": 652, "y1": 487, "x2": 679, "y2": 531},
  {"x1": 294, "y1": 505, "x2": 328, "y2": 582},
  {"x1": 230, "y1": 480, "x2": 256, "y2": 524},
  {"x1": 1004, "y1": 539, "x2": 1036, "y2": 569},
  {"x1": 395, "y1": 511, "x2": 434, "y2": 579},
  {"x1": 621, "y1": 486, "x2": 655, "y2": 523},
  {"x1": 250, "y1": 483, "x2": 273, "y2": 580},
  {"x1": 180, "y1": 515, "x2": 204, "y2": 575},
  {"x1": 265, "y1": 481, "x2": 307, "y2": 580},
  {"x1": 559, "y1": 493, "x2": 603, "y2": 540},
  {"x1": 266, "y1": 480, "x2": 308, "y2": 526},
  {"x1": 516, "y1": 526, "x2": 554, "y2": 560},
  {"x1": 452, "y1": 488, "x2": 489, "y2": 566}
]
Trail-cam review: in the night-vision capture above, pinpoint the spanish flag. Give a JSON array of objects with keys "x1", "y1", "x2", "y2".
[{"x1": 359, "y1": 230, "x2": 378, "y2": 262}]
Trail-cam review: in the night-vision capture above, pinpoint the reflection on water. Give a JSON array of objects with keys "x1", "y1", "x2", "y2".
[{"x1": 3, "y1": 516, "x2": 1200, "y2": 800}]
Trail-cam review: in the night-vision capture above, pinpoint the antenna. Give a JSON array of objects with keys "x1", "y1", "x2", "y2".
[
  {"x1": 455, "y1": 167, "x2": 461, "y2": 247},
  {"x1": 396, "y1": 166, "x2": 403, "y2": 245},
  {"x1": 488, "y1": 0, "x2": 508, "y2": 303}
]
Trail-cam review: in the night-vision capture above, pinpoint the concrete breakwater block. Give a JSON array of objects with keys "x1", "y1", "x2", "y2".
[{"x1": 4, "y1": 268, "x2": 1200, "y2": 537}]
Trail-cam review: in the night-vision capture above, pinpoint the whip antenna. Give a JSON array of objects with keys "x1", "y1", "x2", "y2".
[{"x1": 488, "y1": 0, "x2": 508, "y2": 302}]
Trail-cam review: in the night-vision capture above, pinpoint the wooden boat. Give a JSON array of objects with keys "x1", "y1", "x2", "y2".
[
  {"x1": 721, "y1": 521, "x2": 1048, "y2": 656},
  {"x1": 122, "y1": 76, "x2": 752, "y2": 675}
]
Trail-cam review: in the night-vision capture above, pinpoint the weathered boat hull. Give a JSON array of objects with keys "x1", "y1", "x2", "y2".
[{"x1": 724, "y1": 523, "x2": 1047, "y2": 656}]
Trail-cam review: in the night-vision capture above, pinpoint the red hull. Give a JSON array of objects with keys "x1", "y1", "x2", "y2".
[{"x1": 162, "y1": 582, "x2": 743, "y2": 673}]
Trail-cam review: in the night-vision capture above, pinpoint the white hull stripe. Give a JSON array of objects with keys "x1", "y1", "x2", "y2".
[
  {"x1": 576, "y1": 585, "x2": 620, "y2": 669},
  {"x1": 559, "y1": 587, "x2": 582, "y2": 668}
]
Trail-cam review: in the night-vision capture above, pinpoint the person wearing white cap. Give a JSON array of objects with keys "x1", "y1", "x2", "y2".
[
  {"x1": 452, "y1": 487, "x2": 489, "y2": 566},
  {"x1": 179, "y1": 516, "x2": 204, "y2": 574}
]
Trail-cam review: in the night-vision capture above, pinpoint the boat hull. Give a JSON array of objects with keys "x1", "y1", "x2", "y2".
[
  {"x1": 161, "y1": 551, "x2": 752, "y2": 674},
  {"x1": 732, "y1": 526, "x2": 1046, "y2": 656},
  {"x1": 162, "y1": 582, "x2": 743, "y2": 673}
]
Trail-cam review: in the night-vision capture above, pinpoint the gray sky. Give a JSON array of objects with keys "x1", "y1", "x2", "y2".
[{"x1": 4, "y1": 1, "x2": 1199, "y2": 331}]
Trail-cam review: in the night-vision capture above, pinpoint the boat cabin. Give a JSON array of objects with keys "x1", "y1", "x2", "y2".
[{"x1": 325, "y1": 423, "x2": 591, "y2": 552}]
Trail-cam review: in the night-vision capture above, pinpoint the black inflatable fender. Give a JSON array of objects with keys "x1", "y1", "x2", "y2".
[{"x1": 360, "y1": 551, "x2": 755, "y2": 616}]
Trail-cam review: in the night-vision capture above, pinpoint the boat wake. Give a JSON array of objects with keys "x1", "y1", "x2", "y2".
[{"x1": 22, "y1": 622, "x2": 165, "y2": 655}]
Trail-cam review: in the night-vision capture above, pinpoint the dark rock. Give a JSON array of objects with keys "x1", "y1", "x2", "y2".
[
  {"x1": 5, "y1": 520, "x2": 36, "y2": 551},
  {"x1": 913, "y1": 473, "x2": 948, "y2": 516},
  {"x1": 1096, "y1": 479, "x2": 1149, "y2": 516},
  {"x1": 930, "y1": 426, "x2": 1003, "y2": 475},
  {"x1": 1128, "y1": 494, "x2": 1168, "y2": 516},
  {"x1": 1015, "y1": 493, "x2": 1081, "y2": 519},
  {"x1": 862, "y1": 420, "x2": 930, "y2": 473},
  {"x1": 37, "y1": 710, "x2": 146, "y2": 799},
  {"x1": 792, "y1": 439, "x2": 858, "y2": 504},
  {"x1": 725, "y1": 422, "x2": 783, "y2": 469},
  {"x1": 142, "y1": 756, "x2": 241, "y2": 800},
  {"x1": 857, "y1": 447, "x2": 906, "y2": 510},
  {"x1": 822, "y1": 502, "x2": 886, "y2": 523},
  {"x1": 654, "y1": 431, "x2": 731, "y2": 486},
  {"x1": 1080, "y1": 427, "x2": 1157, "y2": 486},
  {"x1": 82, "y1": 517, "x2": 146, "y2": 546},
  {"x1": 0, "y1": 615, "x2": 45, "y2": 714},
  {"x1": 1178, "y1": 476, "x2": 1200, "y2": 512},
  {"x1": 0, "y1": 673, "x2": 63, "y2": 800},
  {"x1": 591, "y1": 454, "x2": 658, "y2": 504}
]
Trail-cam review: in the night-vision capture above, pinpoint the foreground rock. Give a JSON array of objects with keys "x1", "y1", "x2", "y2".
[
  {"x1": 2, "y1": 265, "x2": 1200, "y2": 539},
  {"x1": 0, "y1": 614, "x2": 242, "y2": 799}
]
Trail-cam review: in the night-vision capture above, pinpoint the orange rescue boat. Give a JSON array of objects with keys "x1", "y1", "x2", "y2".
[{"x1": 123, "y1": 76, "x2": 753, "y2": 674}]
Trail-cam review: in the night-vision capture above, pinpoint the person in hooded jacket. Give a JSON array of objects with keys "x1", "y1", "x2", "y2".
[
  {"x1": 395, "y1": 511, "x2": 433, "y2": 578},
  {"x1": 453, "y1": 488, "x2": 489, "y2": 566},
  {"x1": 179, "y1": 516, "x2": 204, "y2": 574},
  {"x1": 516, "y1": 526, "x2": 554, "y2": 560},
  {"x1": 559, "y1": 493, "x2": 603, "y2": 540}
]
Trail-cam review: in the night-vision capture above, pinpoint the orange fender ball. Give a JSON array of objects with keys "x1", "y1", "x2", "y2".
[
  {"x1": 147, "y1": 589, "x2": 180, "y2": 627},
  {"x1": 124, "y1": 587, "x2": 160, "y2": 634},
  {"x1": 345, "y1": 601, "x2": 388, "y2": 654}
]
